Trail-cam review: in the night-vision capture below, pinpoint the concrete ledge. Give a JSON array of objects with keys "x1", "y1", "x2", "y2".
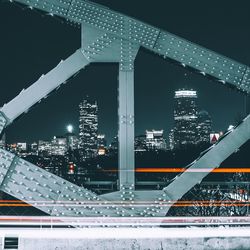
[{"x1": 1, "y1": 227, "x2": 250, "y2": 250}]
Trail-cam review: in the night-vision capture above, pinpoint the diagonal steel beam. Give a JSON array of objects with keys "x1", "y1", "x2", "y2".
[
  {"x1": 0, "y1": 49, "x2": 90, "y2": 134},
  {"x1": 139, "y1": 115, "x2": 250, "y2": 216}
]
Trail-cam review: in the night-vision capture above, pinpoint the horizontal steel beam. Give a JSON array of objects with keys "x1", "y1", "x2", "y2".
[{"x1": 12, "y1": 0, "x2": 250, "y2": 93}]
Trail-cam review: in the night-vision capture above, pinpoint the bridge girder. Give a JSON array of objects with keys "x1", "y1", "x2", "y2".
[
  {"x1": 13, "y1": 0, "x2": 250, "y2": 93},
  {"x1": 0, "y1": 0, "x2": 249, "y2": 217}
]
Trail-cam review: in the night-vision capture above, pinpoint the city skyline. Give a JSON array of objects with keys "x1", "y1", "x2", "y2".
[
  {"x1": 2, "y1": 88, "x2": 235, "y2": 146},
  {"x1": 0, "y1": 0, "x2": 249, "y2": 144},
  {"x1": 4, "y1": 89, "x2": 218, "y2": 148}
]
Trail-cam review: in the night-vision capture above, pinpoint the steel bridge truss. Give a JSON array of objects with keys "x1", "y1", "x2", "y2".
[{"x1": 0, "y1": 0, "x2": 249, "y2": 217}]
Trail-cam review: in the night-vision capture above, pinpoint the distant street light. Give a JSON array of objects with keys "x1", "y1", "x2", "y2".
[{"x1": 67, "y1": 124, "x2": 73, "y2": 133}]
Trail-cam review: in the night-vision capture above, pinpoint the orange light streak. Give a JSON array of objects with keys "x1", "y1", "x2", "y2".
[
  {"x1": 137, "y1": 168, "x2": 250, "y2": 173},
  {"x1": 105, "y1": 168, "x2": 250, "y2": 173}
]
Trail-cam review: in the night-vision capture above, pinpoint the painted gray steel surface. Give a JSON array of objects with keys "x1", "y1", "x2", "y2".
[
  {"x1": 0, "y1": 0, "x2": 249, "y2": 217},
  {"x1": 14, "y1": 0, "x2": 250, "y2": 93},
  {"x1": 0, "y1": 148, "x2": 139, "y2": 217}
]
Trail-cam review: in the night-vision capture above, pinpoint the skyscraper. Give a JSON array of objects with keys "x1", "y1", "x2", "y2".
[
  {"x1": 79, "y1": 98, "x2": 98, "y2": 160},
  {"x1": 173, "y1": 90, "x2": 198, "y2": 149},
  {"x1": 197, "y1": 110, "x2": 212, "y2": 144}
]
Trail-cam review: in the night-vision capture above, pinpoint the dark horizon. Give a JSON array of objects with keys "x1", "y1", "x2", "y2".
[{"x1": 0, "y1": 0, "x2": 249, "y2": 144}]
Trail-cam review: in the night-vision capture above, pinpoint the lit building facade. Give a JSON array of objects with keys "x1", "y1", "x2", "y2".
[
  {"x1": 145, "y1": 130, "x2": 167, "y2": 151},
  {"x1": 97, "y1": 134, "x2": 107, "y2": 148},
  {"x1": 17, "y1": 142, "x2": 27, "y2": 152},
  {"x1": 197, "y1": 110, "x2": 212, "y2": 144},
  {"x1": 65, "y1": 133, "x2": 79, "y2": 151},
  {"x1": 79, "y1": 98, "x2": 98, "y2": 160},
  {"x1": 30, "y1": 142, "x2": 38, "y2": 154},
  {"x1": 173, "y1": 90, "x2": 198, "y2": 149},
  {"x1": 135, "y1": 135, "x2": 147, "y2": 152},
  {"x1": 51, "y1": 136, "x2": 67, "y2": 156},
  {"x1": 169, "y1": 129, "x2": 174, "y2": 150},
  {"x1": 97, "y1": 134, "x2": 107, "y2": 156},
  {"x1": 38, "y1": 140, "x2": 52, "y2": 156}
]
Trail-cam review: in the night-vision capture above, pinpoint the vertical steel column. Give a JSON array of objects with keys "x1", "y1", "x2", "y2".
[
  {"x1": 81, "y1": 23, "x2": 139, "y2": 192},
  {"x1": 118, "y1": 68, "x2": 135, "y2": 191},
  {"x1": 118, "y1": 39, "x2": 139, "y2": 192}
]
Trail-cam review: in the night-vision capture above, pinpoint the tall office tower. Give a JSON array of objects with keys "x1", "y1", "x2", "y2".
[
  {"x1": 79, "y1": 98, "x2": 98, "y2": 160},
  {"x1": 173, "y1": 90, "x2": 198, "y2": 149},
  {"x1": 145, "y1": 130, "x2": 167, "y2": 151},
  {"x1": 197, "y1": 110, "x2": 212, "y2": 144}
]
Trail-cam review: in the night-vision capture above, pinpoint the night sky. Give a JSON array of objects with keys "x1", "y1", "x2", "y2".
[{"x1": 0, "y1": 0, "x2": 249, "y2": 144}]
